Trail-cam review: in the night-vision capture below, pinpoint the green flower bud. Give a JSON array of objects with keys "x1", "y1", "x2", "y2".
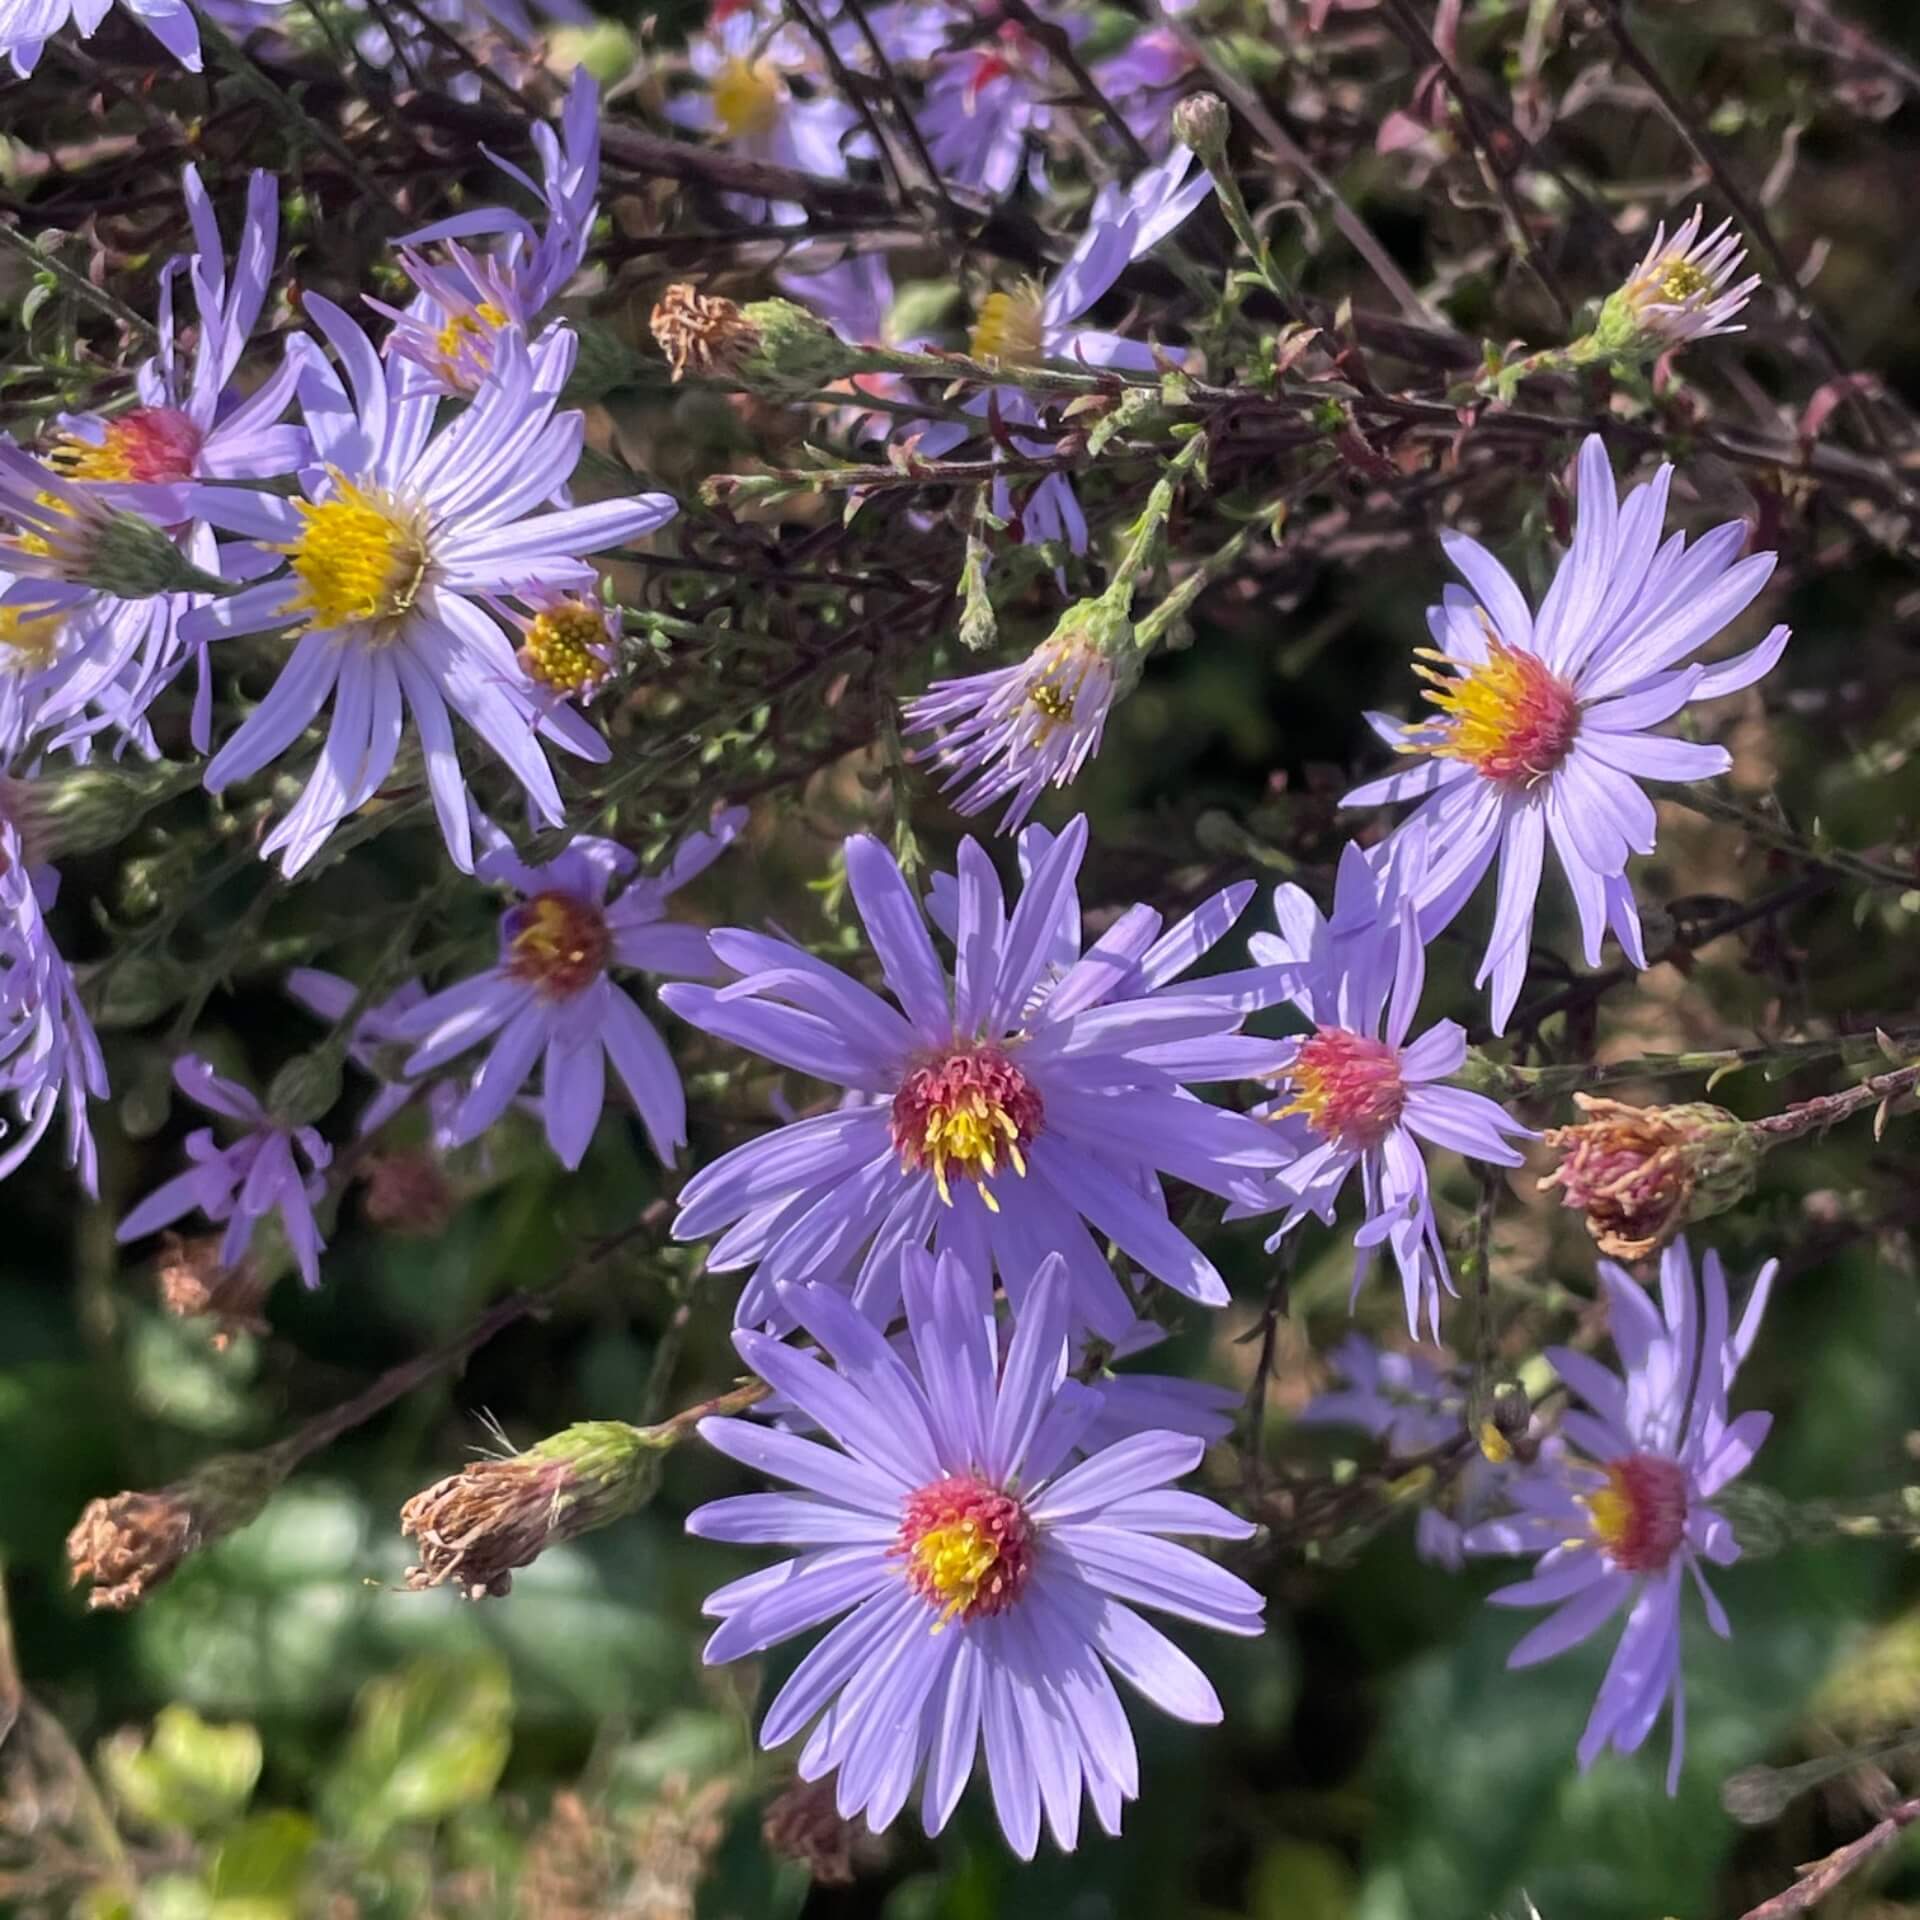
[
  {"x1": 267, "y1": 1048, "x2": 343, "y2": 1127},
  {"x1": 1173, "y1": 92, "x2": 1231, "y2": 167}
]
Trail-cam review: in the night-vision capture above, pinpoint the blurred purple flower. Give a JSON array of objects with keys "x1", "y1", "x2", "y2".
[
  {"x1": 688, "y1": 1251, "x2": 1263, "y2": 1854},
  {"x1": 1091, "y1": 28, "x2": 1196, "y2": 157},
  {"x1": 117, "y1": 1055, "x2": 332, "y2": 1288},
  {"x1": 1463, "y1": 1239, "x2": 1776, "y2": 1791},
  {"x1": 0, "y1": 820, "x2": 108, "y2": 1193},
  {"x1": 390, "y1": 812, "x2": 745, "y2": 1170},
  {"x1": 665, "y1": 815, "x2": 1289, "y2": 1340},
  {"x1": 917, "y1": 15, "x2": 1075, "y2": 197},
  {"x1": 286, "y1": 970, "x2": 460, "y2": 1146},
  {"x1": 0, "y1": 0, "x2": 281, "y2": 75},
  {"x1": 1344, "y1": 434, "x2": 1791, "y2": 1032},
  {"x1": 181, "y1": 302, "x2": 676, "y2": 877},
  {"x1": 1237, "y1": 834, "x2": 1534, "y2": 1338}
]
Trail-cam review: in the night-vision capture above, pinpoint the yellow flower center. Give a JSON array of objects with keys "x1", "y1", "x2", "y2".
[
  {"x1": 432, "y1": 301, "x2": 511, "y2": 383},
  {"x1": 283, "y1": 477, "x2": 430, "y2": 635},
  {"x1": 504, "y1": 891, "x2": 611, "y2": 1000},
  {"x1": 521, "y1": 600, "x2": 611, "y2": 696},
  {"x1": 1412, "y1": 638, "x2": 1580, "y2": 787},
  {"x1": 49, "y1": 407, "x2": 203, "y2": 484},
  {"x1": 0, "y1": 603, "x2": 63, "y2": 673},
  {"x1": 968, "y1": 286, "x2": 1047, "y2": 365},
  {"x1": 713, "y1": 56, "x2": 782, "y2": 138},
  {"x1": 1029, "y1": 681, "x2": 1074, "y2": 725},
  {"x1": 898, "y1": 1476, "x2": 1033, "y2": 1630},
  {"x1": 1653, "y1": 258, "x2": 1713, "y2": 305},
  {"x1": 888, "y1": 1048, "x2": 1045, "y2": 1212}
]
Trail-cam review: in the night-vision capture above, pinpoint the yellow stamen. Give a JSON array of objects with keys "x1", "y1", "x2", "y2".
[
  {"x1": 713, "y1": 55, "x2": 782, "y2": 138},
  {"x1": 282, "y1": 475, "x2": 429, "y2": 634},
  {"x1": 521, "y1": 599, "x2": 611, "y2": 696},
  {"x1": 0, "y1": 603, "x2": 63, "y2": 673},
  {"x1": 968, "y1": 286, "x2": 1047, "y2": 366},
  {"x1": 910, "y1": 1520, "x2": 1002, "y2": 1630}
]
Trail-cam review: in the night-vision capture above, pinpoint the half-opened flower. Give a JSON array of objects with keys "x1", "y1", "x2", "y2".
[
  {"x1": 0, "y1": 820, "x2": 108, "y2": 1193},
  {"x1": 1602, "y1": 207, "x2": 1760, "y2": 352},
  {"x1": 668, "y1": 815, "x2": 1288, "y2": 1339},
  {"x1": 391, "y1": 812, "x2": 745, "y2": 1169},
  {"x1": 689, "y1": 1252, "x2": 1264, "y2": 1855},
  {"x1": 181, "y1": 300, "x2": 676, "y2": 876},
  {"x1": 118, "y1": 1056, "x2": 332, "y2": 1288},
  {"x1": 1240, "y1": 836, "x2": 1534, "y2": 1338},
  {"x1": 378, "y1": 67, "x2": 602, "y2": 395},
  {"x1": 1463, "y1": 1238, "x2": 1776, "y2": 1791},
  {"x1": 1343, "y1": 434, "x2": 1790, "y2": 1031}
]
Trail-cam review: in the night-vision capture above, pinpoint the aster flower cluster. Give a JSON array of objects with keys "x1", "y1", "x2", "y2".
[{"x1": 1, "y1": 0, "x2": 1842, "y2": 1868}]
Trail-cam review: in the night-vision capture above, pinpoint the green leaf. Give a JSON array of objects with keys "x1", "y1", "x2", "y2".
[
  {"x1": 208, "y1": 1811, "x2": 317, "y2": 1912},
  {"x1": 320, "y1": 1654, "x2": 512, "y2": 1843},
  {"x1": 99, "y1": 1706, "x2": 261, "y2": 1836}
]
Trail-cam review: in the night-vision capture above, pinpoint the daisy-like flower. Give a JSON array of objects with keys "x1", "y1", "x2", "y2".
[
  {"x1": 688, "y1": 1251, "x2": 1264, "y2": 1856},
  {"x1": 909, "y1": 150, "x2": 1213, "y2": 557},
  {"x1": 1463, "y1": 1238, "x2": 1776, "y2": 1792},
  {"x1": 0, "y1": 0, "x2": 280, "y2": 75},
  {"x1": 180, "y1": 301, "x2": 676, "y2": 877},
  {"x1": 389, "y1": 811, "x2": 746, "y2": 1170},
  {"x1": 117, "y1": 1056, "x2": 333, "y2": 1288},
  {"x1": 41, "y1": 167, "x2": 305, "y2": 754},
  {"x1": 666, "y1": 815, "x2": 1289, "y2": 1340},
  {"x1": 1342, "y1": 434, "x2": 1791, "y2": 1032},
  {"x1": 1239, "y1": 835, "x2": 1534, "y2": 1338},
  {"x1": 1600, "y1": 207, "x2": 1761, "y2": 353},
  {"x1": 670, "y1": 1, "x2": 863, "y2": 222},
  {"x1": 917, "y1": 15, "x2": 1073, "y2": 197},
  {"x1": 902, "y1": 598, "x2": 1137, "y2": 833},
  {"x1": 0, "y1": 819, "x2": 108, "y2": 1192},
  {"x1": 378, "y1": 68, "x2": 601, "y2": 396},
  {"x1": 286, "y1": 970, "x2": 460, "y2": 1145}
]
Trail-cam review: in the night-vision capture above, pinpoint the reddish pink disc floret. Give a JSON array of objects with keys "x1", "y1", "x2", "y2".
[
  {"x1": 60, "y1": 406, "x2": 205, "y2": 484},
  {"x1": 503, "y1": 891, "x2": 611, "y2": 1001},
  {"x1": 1588, "y1": 1452, "x2": 1690, "y2": 1573},
  {"x1": 1279, "y1": 1027, "x2": 1408, "y2": 1150},
  {"x1": 897, "y1": 1473, "x2": 1035, "y2": 1626}
]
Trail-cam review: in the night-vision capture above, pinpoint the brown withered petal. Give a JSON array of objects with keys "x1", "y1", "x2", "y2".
[
  {"x1": 650, "y1": 283, "x2": 760, "y2": 382},
  {"x1": 66, "y1": 1489, "x2": 199, "y2": 1612},
  {"x1": 400, "y1": 1457, "x2": 572, "y2": 1600}
]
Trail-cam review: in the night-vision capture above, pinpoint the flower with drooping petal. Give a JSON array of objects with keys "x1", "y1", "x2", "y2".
[
  {"x1": 389, "y1": 811, "x2": 746, "y2": 1170},
  {"x1": 1604, "y1": 206, "x2": 1760, "y2": 351},
  {"x1": 286, "y1": 970, "x2": 461, "y2": 1146},
  {"x1": 671, "y1": 1, "x2": 863, "y2": 222},
  {"x1": 117, "y1": 1056, "x2": 332, "y2": 1288},
  {"x1": 0, "y1": 818, "x2": 108, "y2": 1193},
  {"x1": 665, "y1": 814, "x2": 1290, "y2": 1340},
  {"x1": 1463, "y1": 1238, "x2": 1776, "y2": 1792},
  {"x1": 180, "y1": 300, "x2": 676, "y2": 877},
  {"x1": 1237, "y1": 834, "x2": 1535, "y2": 1338},
  {"x1": 1343, "y1": 434, "x2": 1791, "y2": 1032},
  {"x1": 909, "y1": 149, "x2": 1213, "y2": 557},
  {"x1": 377, "y1": 68, "x2": 602, "y2": 396},
  {"x1": 902, "y1": 597, "x2": 1138, "y2": 832},
  {"x1": 42, "y1": 166, "x2": 306, "y2": 755},
  {"x1": 688, "y1": 1251, "x2": 1264, "y2": 1856},
  {"x1": 917, "y1": 15, "x2": 1072, "y2": 197}
]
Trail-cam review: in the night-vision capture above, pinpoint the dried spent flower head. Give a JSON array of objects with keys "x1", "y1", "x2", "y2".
[
  {"x1": 358, "y1": 1149, "x2": 458, "y2": 1237},
  {"x1": 628, "y1": 1777, "x2": 734, "y2": 1920},
  {"x1": 761, "y1": 1774, "x2": 876, "y2": 1886},
  {"x1": 1539, "y1": 1095, "x2": 1763, "y2": 1260},
  {"x1": 155, "y1": 1232, "x2": 271, "y2": 1349},
  {"x1": 67, "y1": 1452, "x2": 287, "y2": 1611},
  {"x1": 400, "y1": 1420, "x2": 668, "y2": 1599},
  {"x1": 650, "y1": 284, "x2": 762, "y2": 382}
]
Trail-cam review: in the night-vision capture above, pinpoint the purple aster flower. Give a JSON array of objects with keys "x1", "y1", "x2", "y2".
[
  {"x1": 378, "y1": 68, "x2": 602, "y2": 396},
  {"x1": 389, "y1": 811, "x2": 746, "y2": 1170},
  {"x1": 1237, "y1": 833, "x2": 1536, "y2": 1338},
  {"x1": 286, "y1": 969, "x2": 461, "y2": 1145},
  {"x1": 117, "y1": 1055, "x2": 332, "y2": 1288},
  {"x1": 0, "y1": 0, "x2": 272, "y2": 74},
  {"x1": 917, "y1": 16, "x2": 1071, "y2": 196},
  {"x1": 1463, "y1": 1238, "x2": 1776, "y2": 1791},
  {"x1": 1091, "y1": 28, "x2": 1196, "y2": 157},
  {"x1": 688, "y1": 1251, "x2": 1264, "y2": 1855},
  {"x1": 909, "y1": 149, "x2": 1213, "y2": 557},
  {"x1": 42, "y1": 167, "x2": 305, "y2": 754},
  {"x1": 1343, "y1": 434, "x2": 1791, "y2": 1032},
  {"x1": 902, "y1": 605, "x2": 1137, "y2": 832},
  {"x1": 672, "y1": 1, "x2": 864, "y2": 222},
  {"x1": 666, "y1": 814, "x2": 1289, "y2": 1340},
  {"x1": 181, "y1": 303, "x2": 677, "y2": 877},
  {"x1": 0, "y1": 819, "x2": 108, "y2": 1192}
]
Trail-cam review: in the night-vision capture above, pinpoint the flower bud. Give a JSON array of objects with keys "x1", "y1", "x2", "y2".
[
  {"x1": 400, "y1": 1419, "x2": 671, "y2": 1599},
  {"x1": 68, "y1": 1450, "x2": 288, "y2": 1610},
  {"x1": 1539, "y1": 1095, "x2": 1762, "y2": 1261},
  {"x1": 650, "y1": 283, "x2": 884, "y2": 395},
  {"x1": 267, "y1": 1048, "x2": 343, "y2": 1127},
  {"x1": 1173, "y1": 92, "x2": 1231, "y2": 167},
  {"x1": 29, "y1": 759, "x2": 194, "y2": 860}
]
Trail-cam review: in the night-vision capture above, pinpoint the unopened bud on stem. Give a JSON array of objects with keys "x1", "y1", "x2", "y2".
[{"x1": 1173, "y1": 92, "x2": 1231, "y2": 167}]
